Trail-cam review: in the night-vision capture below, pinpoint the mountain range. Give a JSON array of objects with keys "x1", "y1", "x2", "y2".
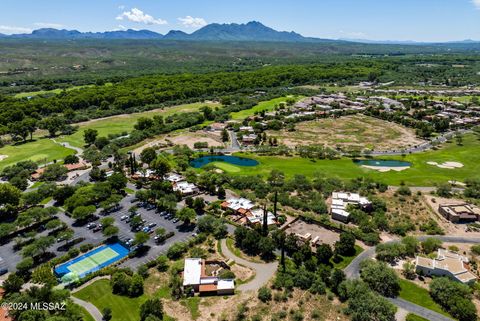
[
  {"x1": 0, "y1": 21, "x2": 329, "y2": 42},
  {"x1": 0, "y1": 21, "x2": 477, "y2": 44}
]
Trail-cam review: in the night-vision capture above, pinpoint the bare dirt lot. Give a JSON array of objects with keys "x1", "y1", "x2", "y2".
[
  {"x1": 267, "y1": 114, "x2": 424, "y2": 151},
  {"x1": 133, "y1": 130, "x2": 225, "y2": 154},
  {"x1": 285, "y1": 220, "x2": 340, "y2": 246}
]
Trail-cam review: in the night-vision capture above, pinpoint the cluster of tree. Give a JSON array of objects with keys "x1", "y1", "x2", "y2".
[
  {"x1": 0, "y1": 63, "x2": 378, "y2": 138},
  {"x1": 376, "y1": 236, "x2": 442, "y2": 263},
  {"x1": 1, "y1": 160, "x2": 38, "y2": 190},
  {"x1": 110, "y1": 270, "x2": 145, "y2": 297},
  {"x1": 234, "y1": 226, "x2": 275, "y2": 259},
  {"x1": 196, "y1": 215, "x2": 228, "y2": 239},
  {"x1": 430, "y1": 277, "x2": 477, "y2": 321}
]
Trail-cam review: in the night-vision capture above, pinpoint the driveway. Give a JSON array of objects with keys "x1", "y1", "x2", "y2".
[{"x1": 220, "y1": 239, "x2": 278, "y2": 292}]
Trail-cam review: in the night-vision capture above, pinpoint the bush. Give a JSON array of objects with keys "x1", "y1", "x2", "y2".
[{"x1": 257, "y1": 286, "x2": 272, "y2": 302}]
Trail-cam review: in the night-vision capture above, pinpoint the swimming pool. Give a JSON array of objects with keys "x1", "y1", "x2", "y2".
[{"x1": 190, "y1": 155, "x2": 259, "y2": 168}]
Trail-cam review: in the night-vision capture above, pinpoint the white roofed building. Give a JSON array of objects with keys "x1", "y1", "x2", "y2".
[{"x1": 330, "y1": 192, "x2": 371, "y2": 222}]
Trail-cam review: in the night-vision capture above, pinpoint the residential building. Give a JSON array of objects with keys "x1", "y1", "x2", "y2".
[
  {"x1": 182, "y1": 258, "x2": 235, "y2": 295},
  {"x1": 330, "y1": 192, "x2": 371, "y2": 222},
  {"x1": 173, "y1": 181, "x2": 199, "y2": 196},
  {"x1": 415, "y1": 249, "x2": 477, "y2": 284},
  {"x1": 438, "y1": 203, "x2": 480, "y2": 223}
]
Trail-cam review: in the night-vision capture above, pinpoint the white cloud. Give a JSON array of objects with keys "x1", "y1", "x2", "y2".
[
  {"x1": 116, "y1": 8, "x2": 167, "y2": 25},
  {"x1": 118, "y1": 5, "x2": 125, "y2": 10},
  {"x1": 0, "y1": 25, "x2": 32, "y2": 34},
  {"x1": 473, "y1": 0, "x2": 480, "y2": 9},
  {"x1": 34, "y1": 22, "x2": 64, "y2": 29},
  {"x1": 118, "y1": 24, "x2": 127, "y2": 30},
  {"x1": 178, "y1": 16, "x2": 207, "y2": 28}
]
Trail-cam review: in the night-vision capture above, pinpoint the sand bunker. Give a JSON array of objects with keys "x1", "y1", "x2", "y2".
[
  {"x1": 427, "y1": 161, "x2": 464, "y2": 169},
  {"x1": 361, "y1": 165, "x2": 410, "y2": 172},
  {"x1": 0, "y1": 155, "x2": 8, "y2": 162}
]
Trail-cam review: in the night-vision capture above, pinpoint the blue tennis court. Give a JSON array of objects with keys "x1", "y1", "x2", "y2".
[{"x1": 55, "y1": 243, "x2": 129, "y2": 280}]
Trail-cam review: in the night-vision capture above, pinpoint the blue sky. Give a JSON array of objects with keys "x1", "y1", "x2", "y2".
[{"x1": 1, "y1": 0, "x2": 479, "y2": 41}]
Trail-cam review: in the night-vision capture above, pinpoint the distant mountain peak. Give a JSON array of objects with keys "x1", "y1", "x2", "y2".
[{"x1": 2, "y1": 21, "x2": 317, "y2": 43}]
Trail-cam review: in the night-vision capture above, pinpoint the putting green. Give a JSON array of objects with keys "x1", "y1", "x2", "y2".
[
  {"x1": 210, "y1": 162, "x2": 241, "y2": 173},
  {"x1": 68, "y1": 248, "x2": 118, "y2": 276}
]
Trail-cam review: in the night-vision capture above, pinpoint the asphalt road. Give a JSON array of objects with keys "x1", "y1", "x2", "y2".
[
  {"x1": 220, "y1": 239, "x2": 278, "y2": 292},
  {"x1": 344, "y1": 235, "x2": 480, "y2": 321}
]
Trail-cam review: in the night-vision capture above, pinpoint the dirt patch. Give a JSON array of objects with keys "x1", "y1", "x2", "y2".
[
  {"x1": 268, "y1": 114, "x2": 424, "y2": 151},
  {"x1": 133, "y1": 130, "x2": 224, "y2": 154},
  {"x1": 285, "y1": 220, "x2": 340, "y2": 247},
  {"x1": 230, "y1": 263, "x2": 255, "y2": 283}
]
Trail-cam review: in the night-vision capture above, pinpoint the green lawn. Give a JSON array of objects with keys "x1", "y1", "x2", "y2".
[
  {"x1": 406, "y1": 314, "x2": 429, "y2": 321},
  {"x1": 181, "y1": 297, "x2": 201, "y2": 320},
  {"x1": 61, "y1": 102, "x2": 220, "y2": 148},
  {"x1": 210, "y1": 162, "x2": 241, "y2": 173},
  {"x1": 332, "y1": 245, "x2": 363, "y2": 269},
  {"x1": 73, "y1": 279, "x2": 148, "y2": 321},
  {"x1": 398, "y1": 279, "x2": 450, "y2": 317},
  {"x1": 221, "y1": 134, "x2": 480, "y2": 186},
  {"x1": 0, "y1": 138, "x2": 75, "y2": 170},
  {"x1": 14, "y1": 83, "x2": 112, "y2": 99},
  {"x1": 230, "y1": 96, "x2": 303, "y2": 120}
]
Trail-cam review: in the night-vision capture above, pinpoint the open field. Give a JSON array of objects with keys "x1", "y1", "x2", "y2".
[
  {"x1": 268, "y1": 114, "x2": 424, "y2": 151},
  {"x1": 217, "y1": 134, "x2": 480, "y2": 186},
  {"x1": 230, "y1": 96, "x2": 303, "y2": 120},
  {"x1": 73, "y1": 279, "x2": 148, "y2": 321},
  {"x1": 0, "y1": 138, "x2": 75, "y2": 170},
  {"x1": 61, "y1": 102, "x2": 221, "y2": 148},
  {"x1": 13, "y1": 84, "x2": 105, "y2": 98},
  {"x1": 133, "y1": 130, "x2": 224, "y2": 155}
]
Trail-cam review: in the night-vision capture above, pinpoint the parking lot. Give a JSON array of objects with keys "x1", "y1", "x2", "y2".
[{"x1": 0, "y1": 189, "x2": 199, "y2": 273}]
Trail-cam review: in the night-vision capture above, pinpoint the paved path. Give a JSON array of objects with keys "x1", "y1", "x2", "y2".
[
  {"x1": 71, "y1": 296, "x2": 102, "y2": 321},
  {"x1": 345, "y1": 235, "x2": 480, "y2": 321},
  {"x1": 220, "y1": 239, "x2": 278, "y2": 292}
]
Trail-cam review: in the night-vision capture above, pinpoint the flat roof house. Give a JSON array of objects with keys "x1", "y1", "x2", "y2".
[
  {"x1": 415, "y1": 249, "x2": 477, "y2": 284},
  {"x1": 183, "y1": 258, "x2": 235, "y2": 295},
  {"x1": 330, "y1": 192, "x2": 371, "y2": 222},
  {"x1": 438, "y1": 203, "x2": 480, "y2": 223},
  {"x1": 173, "y1": 181, "x2": 199, "y2": 196}
]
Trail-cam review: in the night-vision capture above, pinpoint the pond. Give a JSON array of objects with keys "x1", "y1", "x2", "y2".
[
  {"x1": 190, "y1": 155, "x2": 259, "y2": 168},
  {"x1": 353, "y1": 159, "x2": 412, "y2": 167}
]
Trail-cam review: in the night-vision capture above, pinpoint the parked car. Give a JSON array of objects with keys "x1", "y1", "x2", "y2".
[
  {"x1": 0, "y1": 268, "x2": 8, "y2": 276},
  {"x1": 148, "y1": 223, "x2": 157, "y2": 228},
  {"x1": 86, "y1": 223, "x2": 96, "y2": 229},
  {"x1": 172, "y1": 218, "x2": 180, "y2": 223},
  {"x1": 93, "y1": 225, "x2": 102, "y2": 232},
  {"x1": 121, "y1": 215, "x2": 129, "y2": 221}
]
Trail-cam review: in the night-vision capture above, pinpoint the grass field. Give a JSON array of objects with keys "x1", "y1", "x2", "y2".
[
  {"x1": 61, "y1": 102, "x2": 220, "y2": 148},
  {"x1": 74, "y1": 279, "x2": 148, "y2": 321},
  {"x1": 0, "y1": 138, "x2": 75, "y2": 170},
  {"x1": 406, "y1": 314, "x2": 429, "y2": 321},
  {"x1": 219, "y1": 134, "x2": 480, "y2": 186},
  {"x1": 14, "y1": 83, "x2": 113, "y2": 99},
  {"x1": 229, "y1": 96, "x2": 303, "y2": 120},
  {"x1": 398, "y1": 279, "x2": 450, "y2": 317}
]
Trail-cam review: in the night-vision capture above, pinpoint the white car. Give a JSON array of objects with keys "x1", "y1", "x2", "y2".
[{"x1": 120, "y1": 215, "x2": 129, "y2": 221}]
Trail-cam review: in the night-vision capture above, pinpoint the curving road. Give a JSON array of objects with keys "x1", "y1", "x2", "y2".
[
  {"x1": 71, "y1": 296, "x2": 102, "y2": 321},
  {"x1": 220, "y1": 239, "x2": 278, "y2": 292},
  {"x1": 345, "y1": 235, "x2": 480, "y2": 321}
]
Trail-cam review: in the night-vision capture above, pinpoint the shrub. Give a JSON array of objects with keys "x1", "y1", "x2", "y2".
[{"x1": 258, "y1": 286, "x2": 272, "y2": 302}]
